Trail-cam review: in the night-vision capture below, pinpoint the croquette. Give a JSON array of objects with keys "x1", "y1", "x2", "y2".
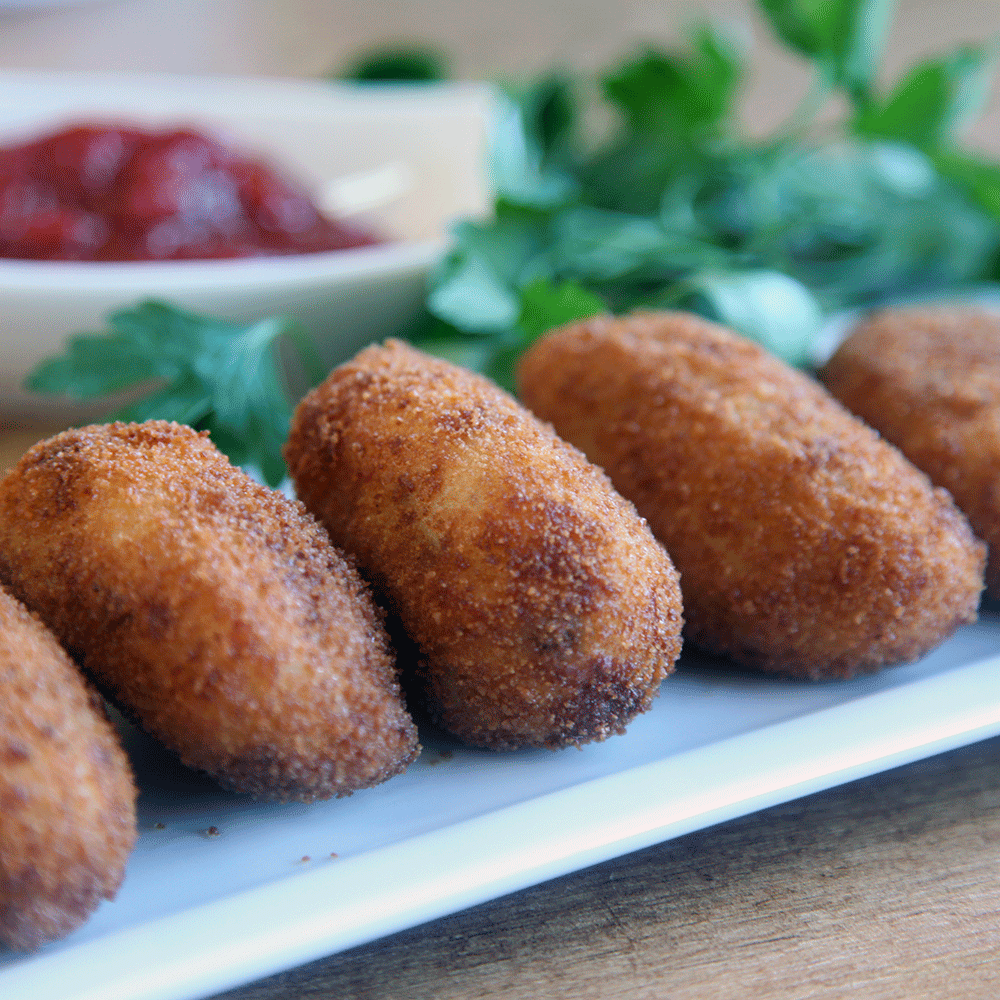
[
  {"x1": 0, "y1": 586, "x2": 136, "y2": 950},
  {"x1": 517, "y1": 311, "x2": 985, "y2": 679},
  {"x1": 820, "y1": 307, "x2": 1000, "y2": 600},
  {"x1": 0, "y1": 421, "x2": 419, "y2": 802},
  {"x1": 284, "y1": 339, "x2": 683, "y2": 750}
]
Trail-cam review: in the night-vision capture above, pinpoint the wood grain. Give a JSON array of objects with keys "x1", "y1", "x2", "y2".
[{"x1": 214, "y1": 736, "x2": 1000, "y2": 999}]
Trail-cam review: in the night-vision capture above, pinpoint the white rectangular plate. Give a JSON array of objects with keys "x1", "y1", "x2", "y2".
[{"x1": 2, "y1": 611, "x2": 998, "y2": 1000}]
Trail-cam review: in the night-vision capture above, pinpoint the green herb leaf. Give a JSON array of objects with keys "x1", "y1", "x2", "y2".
[
  {"x1": 341, "y1": 45, "x2": 450, "y2": 82},
  {"x1": 485, "y1": 277, "x2": 606, "y2": 395},
  {"x1": 448, "y1": 209, "x2": 553, "y2": 287},
  {"x1": 686, "y1": 269, "x2": 822, "y2": 366},
  {"x1": 26, "y1": 331, "x2": 160, "y2": 398},
  {"x1": 489, "y1": 85, "x2": 579, "y2": 209},
  {"x1": 26, "y1": 301, "x2": 314, "y2": 487},
  {"x1": 408, "y1": 334, "x2": 500, "y2": 374},
  {"x1": 416, "y1": 278, "x2": 605, "y2": 395},
  {"x1": 548, "y1": 207, "x2": 675, "y2": 282},
  {"x1": 505, "y1": 73, "x2": 578, "y2": 166},
  {"x1": 427, "y1": 254, "x2": 522, "y2": 332},
  {"x1": 579, "y1": 24, "x2": 745, "y2": 215},
  {"x1": 934, "y1": 150, "x2": 1000, "y2": 223},
  {"x1": 518, "y1": 278, "x2": 606, "y2": 340},
  {"x1": 757, "y1": 0, "x2": 897, "y2": 96},
  {"x1": 601, "y1": 24, "x2": 743, "y2": 140},
  {"x1": 852, "y1": 43, "x2": 997, "y2": 148}
]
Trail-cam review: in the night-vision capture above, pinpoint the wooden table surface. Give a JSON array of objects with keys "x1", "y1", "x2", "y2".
[
  {"x1": 215, "y1": 738, "x2": 1000, "y2": 1000},
  {"x1": 2, "y1": 427, "x2": 999, "y2": 999}
]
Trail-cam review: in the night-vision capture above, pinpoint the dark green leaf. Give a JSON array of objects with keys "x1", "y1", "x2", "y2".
[
  {"x1": 449, "y1": 209, "x2": 553, "y2": 286},
  {"x1": 838, "y1": 0, "x2": 897, "y2": 96},
  {"x1": 692, "y1": 22, "x2": 745, "y2": 100},
  {"x1": 756, "y1": 0, "x2": 823, "y2": 58},
  {"x1": 341, "y1": 45, "x2": 449, "y2": 82},
  {"x1": 413, "y1": 279, "x2": 605, "y2": 395},
  {"x1": 518, "y1": 278, "x2": 606, "y2": 340},
  {"x1": 852, "y1": 43, "x2": 997, "y2": 148},
  {"x1": 602, "y1": 24, "x2": 743, "y2": 139},
  {"x1": 487, "y1": 76, "x2": 581, "y2": 209},
  {"x1": 25, "y1": 301, "x2": 316, "y2": 487},
  {"x1": 25, "y1": 334, "x2": 160, "y2": 398},
  {"x1": 580, "y1": 140, "x2": 686, "y2": 215},
  {"x1": 484, "y1": 279, "x2": 605, "y2": 393},
  {"x1": 111, "y1": 379, "x2": 212, "y2": 427},
  {"x1": 505, "y1": 73, "x2": 578, "y2": 165},
  {"x1": 602, "y1": 52, "x2": 694, "y2": 134},
  {"x1": 409, "y1": 334, "x2": 500, "y2": 374},
  {"x1": 757, "y1": 0, "x2": 897, "y2": 95},
  {"x1": 489, "y1": 95, "x2": 578, "y2": 208}
]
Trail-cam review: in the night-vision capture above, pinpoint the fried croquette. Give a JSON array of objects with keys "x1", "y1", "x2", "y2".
[
  {"x1": 0, "y1": 421, "x2": 418, "y2": 802},
  {"x1": 517, "y1": 311, "x2": 985, "y2": 679},
  {"x1": 0, "y1": 586, "x2": 136, "y2": 950},
  {"x1": 284, "y1": 339, "x2": 683, "y2": 750},
  {"x1": 820, "y1": 307, "x2": 1000, "y2": 600}
]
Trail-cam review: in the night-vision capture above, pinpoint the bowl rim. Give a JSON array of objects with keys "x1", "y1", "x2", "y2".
[{"x1": 0, "y1": 238, "x2": 450, "y2": 292}]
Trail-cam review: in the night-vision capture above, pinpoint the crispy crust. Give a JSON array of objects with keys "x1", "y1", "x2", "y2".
[
  {"x1": 0, "y1": 421, "x2": 418, "y2": 802},
  {"x1": 0, "y1": 587, "x2": 136, "y2": 950},
  {"x1": 820, "y1": 307, "x2": 1000, "y2": 599},
  {"x1": 284, "y1": 340, "x2": 683, "y2": 749},
  {"x1": 517, "y1": 311, "x2": 985, "y2": 679}
]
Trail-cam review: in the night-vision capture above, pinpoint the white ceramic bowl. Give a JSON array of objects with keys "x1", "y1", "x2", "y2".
[{"x1": 0, "y1": 70, "x2": 494, "y2": 420}]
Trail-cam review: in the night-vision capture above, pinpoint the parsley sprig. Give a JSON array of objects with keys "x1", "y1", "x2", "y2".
[
  {"x1": 26, "y1": 302, "x2": 323, "y2": 486},
  {"x1": 26, "y1": 0, "x2": 1000, "y2": 481},
  {"x1": 410, "y1": 0, "x2": 1000, "y2": 387}
]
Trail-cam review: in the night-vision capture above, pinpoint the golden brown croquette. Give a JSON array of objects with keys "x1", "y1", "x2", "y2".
[
  {"x1": 517, "y1": 311, "x2": 985, "y2": 679},
  {"x1": 0, "y1": 586, "x2": 136, "y2": 950},
  {"x1": 820, "y1": 307, "x2": 1000, "y2": 600},
  {"x1": 284, "y1": 340, "x2": 683, "y2": 750},
  {"x1": 0, "y1": 422, "x2": 418, "y2": 802}
]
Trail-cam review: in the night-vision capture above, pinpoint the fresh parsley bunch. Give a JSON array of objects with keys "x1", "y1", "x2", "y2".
[
  {"x1": 410, "y1": 0, "x2": 1000, "y2": 388},
  {"x1": 26, "y1": 303, "x2": 323, "y2": 486},
  {"x1": 27, "y1": 0, "x2": 1000, "y2": 482}
]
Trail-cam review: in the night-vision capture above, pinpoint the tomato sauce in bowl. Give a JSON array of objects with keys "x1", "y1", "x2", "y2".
[{"x1": 0, "y1": 124, "x2": 384, "y2": 261}]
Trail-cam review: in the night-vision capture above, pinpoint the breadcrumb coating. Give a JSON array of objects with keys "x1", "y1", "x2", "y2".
[
  {"x1": 517, "y1": 311, "x2": 985, "y2": 679},
  {"x1": 0, "y1": 586, "x2": 136, "y2": 950},
  {"x1": 285, "y1": 340, "x2": 683, "y2": 749},
  {"x1": 0, "y1": 422, "x2": 418, "y2": 802},
  {"x1": 820, "y1": 307, "x2": 1000, "y2": 600}
]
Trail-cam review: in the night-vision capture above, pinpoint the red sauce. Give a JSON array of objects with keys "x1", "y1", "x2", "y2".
[{"x1": 0, "y1": 124, "x2": 385, "y2": 261}]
